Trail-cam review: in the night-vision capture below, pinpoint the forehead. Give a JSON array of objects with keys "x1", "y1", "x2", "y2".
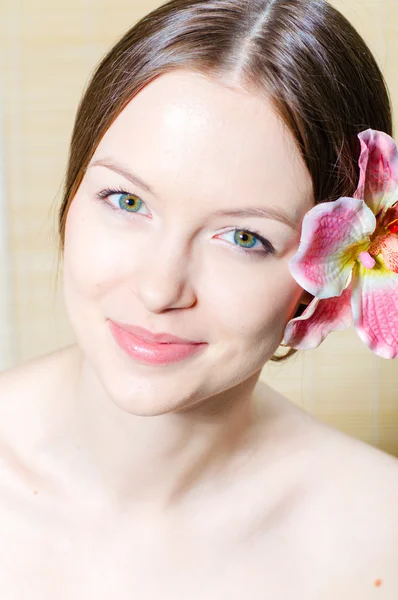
[{"x1": 92, "y1": 70, "x2": 313, "y2": 219}]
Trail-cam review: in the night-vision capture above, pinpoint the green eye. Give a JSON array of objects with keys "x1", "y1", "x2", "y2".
[
  {"x1": 118, "y1": 193, "x2": 143, "y2": 212},
  {"x1": 95, "y1": 188, "x2": 150, "y2": 215},
  {"x1": 234, "y1": 230, "x2": 257, "y2": 249}
]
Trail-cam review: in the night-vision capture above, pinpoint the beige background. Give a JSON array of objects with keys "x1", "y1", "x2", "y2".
[{"x1": 0, "y1": 0, "x2": 397, "y2": 455}]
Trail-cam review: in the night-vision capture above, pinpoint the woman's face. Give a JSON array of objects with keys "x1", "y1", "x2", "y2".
[{"x1": 63, "y1": 70, "x2": 314, "y2": 416}]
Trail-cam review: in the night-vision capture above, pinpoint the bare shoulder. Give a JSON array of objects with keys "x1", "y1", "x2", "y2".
[
  {"x1": 0, "y1": 344, "x2": 79, "y2": 390},
  {"x1": 262, "y1": 377, "x2": 398, "y2": 511},
  {"x1": 255, "y1": 378, "x2": 398, "y2": 489},
  {"x1": 0, "y1": 343, "x2": 80, "y2": 394},
  {"x1": 0, "y1": 344, "x2": 80, "y2": 444},
  {"x1": 255, "y1": 380, "x2": 398, "y2": 595},
  {"x1": 311, "y1": 413, "x2": 398, "y2": 531},
  {"x1": 309, "y1": 422, "x2": 398, "y2": 594}
]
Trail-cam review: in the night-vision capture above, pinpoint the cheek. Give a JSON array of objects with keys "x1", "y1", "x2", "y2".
[
  {"x1": 208, "y1": 257, "x2": 302, "y2": 341},
  {"x1": 63, "y1": 200, "x2": 127, "y2": 300}
]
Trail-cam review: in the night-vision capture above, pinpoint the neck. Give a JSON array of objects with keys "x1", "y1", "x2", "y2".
[{"x1": 53, "y1": 346, "x2": 262, "y2": 510}]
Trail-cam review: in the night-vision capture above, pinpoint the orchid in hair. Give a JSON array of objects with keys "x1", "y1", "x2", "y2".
[{"x1": 282, "y1": 129, "x2": 398, "y2": 359}]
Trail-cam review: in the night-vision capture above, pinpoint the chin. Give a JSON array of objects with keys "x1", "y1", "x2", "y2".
[
  {"x1": 98, "y1": 373, "x2": 199, "y2": 417},
  {"x1": 112, "y1": 398, "x2": 187, "y2": 417}
]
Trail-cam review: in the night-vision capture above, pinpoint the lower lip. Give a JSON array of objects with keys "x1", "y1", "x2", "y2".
[{"x1": 108, "y1": 320, "x2": 207, "y2": 365}]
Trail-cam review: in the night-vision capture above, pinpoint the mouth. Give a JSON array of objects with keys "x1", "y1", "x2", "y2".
[
  {"x1": 109, "y1": 319, "x2": 203, "y2": 345},
  {"x1": 108, "y1": 319, "x2": 207, "y2": 365}
]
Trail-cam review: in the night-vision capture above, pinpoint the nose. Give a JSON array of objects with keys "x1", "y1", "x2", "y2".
[{"x1": 134, "y1": 241, "x2": 197, "y2": 313}]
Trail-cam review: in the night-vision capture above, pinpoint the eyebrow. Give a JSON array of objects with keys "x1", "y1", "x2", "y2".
[{"x1": 88, "y1": 158, "x2": 299, "y2": 231}]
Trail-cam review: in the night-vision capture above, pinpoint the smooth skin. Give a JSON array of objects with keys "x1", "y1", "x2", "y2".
[{"x1": 0, "y1": 71, "x2": 397, "y2": 598}]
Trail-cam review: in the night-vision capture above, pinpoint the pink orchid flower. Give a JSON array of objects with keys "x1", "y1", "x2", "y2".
[{"x1": 282, "y1": 129, "x2": 398, "y2": 359}]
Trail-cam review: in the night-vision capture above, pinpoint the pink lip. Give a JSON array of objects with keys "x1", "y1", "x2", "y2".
[
  {"x1": 109, "y1": 321, "x2": 201, "y2": 344},
  {"x1": 108, "y1": 320, "x2": 207, "y2": 366}
]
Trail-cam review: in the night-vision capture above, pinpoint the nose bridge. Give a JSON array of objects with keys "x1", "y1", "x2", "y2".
[{"x1": 135, "y1": 225, "x2": 197, "y2": 311}]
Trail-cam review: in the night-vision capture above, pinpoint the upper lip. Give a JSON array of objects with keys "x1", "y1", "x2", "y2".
[{"x1": 110, "y1": 320, "x2": 203, "y2": 345}]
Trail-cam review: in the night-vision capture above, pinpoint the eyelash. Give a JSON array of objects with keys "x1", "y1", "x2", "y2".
[{"x1": 94, "y1": 186, "x2": 276, "y2": 257}]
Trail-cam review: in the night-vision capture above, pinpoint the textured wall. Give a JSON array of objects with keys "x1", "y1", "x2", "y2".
[{"x1": 0, "y1": 0, "x2": 397, "y2": 454}]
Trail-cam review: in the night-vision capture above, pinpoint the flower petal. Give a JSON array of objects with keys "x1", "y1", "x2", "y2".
[
  {"x1": 282, "y1": 287, "x2": 352, "y2": 350},
  {"x1": 351, "y1": 258, "x2": 398, "y2": 359},
  {"x1": 289, "y1": 197, "x2": 376, "y2": 299},
  {"x1": 354, "y1": 129, "x2": 398, "y2": 217}
]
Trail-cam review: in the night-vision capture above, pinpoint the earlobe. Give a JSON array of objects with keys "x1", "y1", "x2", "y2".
[
  {"x1": 299, "y1": 290, "x2": 313, "y2": 306},
  {"x1": 290, "y1": 292, "x2": 314, "y2": 320}
]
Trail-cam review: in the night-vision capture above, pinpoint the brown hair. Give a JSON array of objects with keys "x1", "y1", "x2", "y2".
[{"x1": 57, "y1": 0, "x2": 393, "y2": 363}]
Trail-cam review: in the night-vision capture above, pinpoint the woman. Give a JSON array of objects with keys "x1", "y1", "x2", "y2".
[{"x1": 0, "y1": 0, "x2": 397, "y2": 596}]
